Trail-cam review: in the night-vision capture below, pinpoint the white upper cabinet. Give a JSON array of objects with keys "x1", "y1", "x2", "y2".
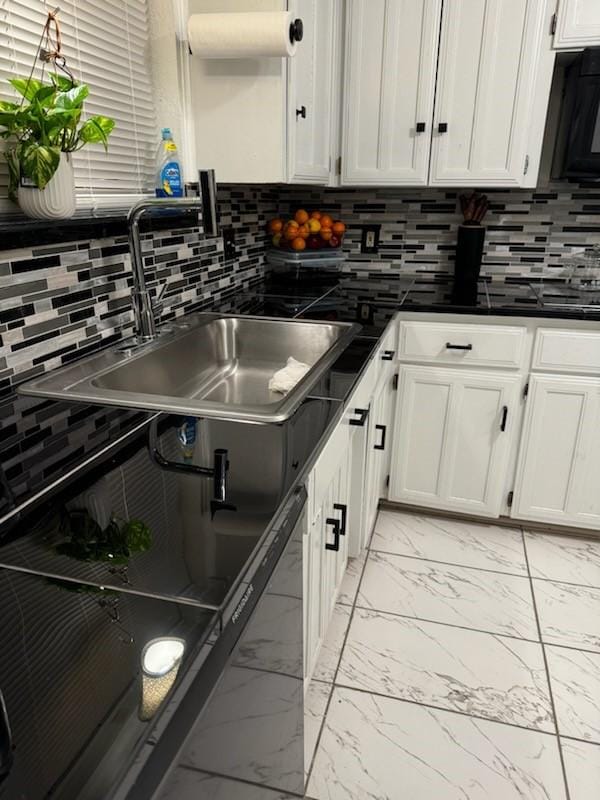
[
  {"x1": 429, "y1": 0, "x2": 549, "y2": 186},
  {"x1": 288, "y1": 0, "x2": 336, "y2": 182},
  {"x1": 341, "y1": 0, "x2": 442, "y2": 185},
  {"x1": 188, "y1": 0, "x2": 334, "y2": 184},
  {"x1": 553, "y1": 0, "x2": 600, "y2": 49}
]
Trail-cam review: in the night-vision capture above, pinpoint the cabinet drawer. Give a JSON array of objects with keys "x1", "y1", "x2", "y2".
[
  {"x1": 532, "y1": 329, "x2": 600, "y2": 375},
  {"x1": 398, "y1": 321, "x2": 526, "y2": 369}
]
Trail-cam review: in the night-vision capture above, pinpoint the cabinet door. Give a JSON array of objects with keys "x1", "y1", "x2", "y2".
[
  {"x1": 390, "y1": 366, "x2": 520, "y2": 517},
  {"x1": 288, "y1": 0, "x2": 335, "y2": 183},
  {"x1": 361, "y1": 370, "x2": 397, "y2": 546},
  {"x1": 304, "y1": 508, "x2": 324, "y2": 680},
  {"x1": 341, "y1": 0, "x2": 442, "y2": 185},
  {"x1": 553, "y1": 0, "x2": 600, "y2": 49},
  {"x1": 512, "y1": 375, "x2": 600, "y2": 530},
  {"x1": 430, "y1": 0, "x2": 547, "y2": 186},
  {"x1": 304, "y1": 426, "x2": 350, "y2": 681}
]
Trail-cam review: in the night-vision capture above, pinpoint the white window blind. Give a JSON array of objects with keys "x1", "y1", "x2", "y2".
[{"x1": 0, "y1": 0, "x2": 157, "y2": 210}]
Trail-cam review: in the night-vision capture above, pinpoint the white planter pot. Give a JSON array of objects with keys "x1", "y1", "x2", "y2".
[{"x1": 18, "y1": 152, "x2": 76, "y2": 220}]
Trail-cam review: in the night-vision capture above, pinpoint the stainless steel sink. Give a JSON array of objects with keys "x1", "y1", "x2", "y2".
[{"x1": 19, "y1": 313, "x2": 360, "y2": 423}]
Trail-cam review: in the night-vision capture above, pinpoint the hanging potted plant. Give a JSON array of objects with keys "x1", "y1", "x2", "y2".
[{"x1": 0, "y1": 10, "x2": 115, "y2": 220}]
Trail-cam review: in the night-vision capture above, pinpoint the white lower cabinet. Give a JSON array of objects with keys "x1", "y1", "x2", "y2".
[
  {"x1": 361, "y1": 367, "x2": 397, "y2": 548},
  {"x1": 304, "y1": 418, "x2": 350, "y2": 682},
  {"x1": 512, "y1": 374, "x2": 600, "y2": 530},
  {"x1": 390, "y1": 365, "x2": 520, "y2": 517},
  {"x1": 553, "y1": 0, "x2": 600, "y2": 49}
]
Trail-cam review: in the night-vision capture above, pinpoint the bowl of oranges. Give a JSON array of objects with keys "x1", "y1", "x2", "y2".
[{"x1": 268, "y1": 209, "x2": 347, "y2": 252}]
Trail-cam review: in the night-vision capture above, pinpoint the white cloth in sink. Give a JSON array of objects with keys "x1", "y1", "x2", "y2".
[{"x1": 268, "y1": 357, "x2": 311, "y2": 394}]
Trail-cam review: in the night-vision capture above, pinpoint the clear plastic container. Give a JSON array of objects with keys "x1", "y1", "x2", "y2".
[{"x1": 266, "y1": 248, "x2": 347, "y2": 270}]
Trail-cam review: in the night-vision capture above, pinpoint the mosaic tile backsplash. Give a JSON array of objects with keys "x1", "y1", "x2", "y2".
[
  {"x1": 1, "y1": 179, "x2": 599, "y2": 507},
  {"x1": 278, "y1": 181, "x2": 600, "y2": 279},
  {"x1": 0, "y1": 184, "x2": 277, "y2": 505}
]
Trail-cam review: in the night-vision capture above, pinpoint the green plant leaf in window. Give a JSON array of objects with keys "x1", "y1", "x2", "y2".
[
  {"x1": 77, "y1": 115, "x2": 115, "y2": 151},
  {"x1": 20, "y1": 142, "x2": 61, "y2": 188}
]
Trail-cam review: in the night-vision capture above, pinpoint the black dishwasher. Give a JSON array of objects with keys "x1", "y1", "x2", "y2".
[{"x1": 0, "y1": 405, "x2": 326, "y2": 799}]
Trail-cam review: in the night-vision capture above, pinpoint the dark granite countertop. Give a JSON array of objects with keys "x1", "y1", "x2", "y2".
[{"x1": 224, "y1": 270, "x2": 600, "y2": 323}]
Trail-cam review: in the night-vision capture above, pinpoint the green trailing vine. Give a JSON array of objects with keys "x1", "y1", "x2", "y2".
[{"x1": 0, "y1": 73, "x2": 115, "y2": 201}]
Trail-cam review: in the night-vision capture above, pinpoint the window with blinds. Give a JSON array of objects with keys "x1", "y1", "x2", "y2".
[{"x1": 0, "y1": 0, "x2": 158, "y2": 210}]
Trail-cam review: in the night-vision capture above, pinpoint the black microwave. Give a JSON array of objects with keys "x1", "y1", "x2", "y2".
[{"x1": 562, "y1": 47, "x2": 600, "y2": 179}]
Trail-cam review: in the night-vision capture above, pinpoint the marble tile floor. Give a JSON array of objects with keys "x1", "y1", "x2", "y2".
[{"x1": 305, "y1": 509, "x2": 600, "y2": 800}]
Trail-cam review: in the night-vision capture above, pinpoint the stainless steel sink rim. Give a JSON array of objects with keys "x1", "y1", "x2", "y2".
[{"x1": 18, "y1": 312, "x2": 361, "y2": 424}]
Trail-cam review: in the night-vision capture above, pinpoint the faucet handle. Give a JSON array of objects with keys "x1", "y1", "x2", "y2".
[{"x1": 152, "y1": 281, "x2": 167, "y2": 318}]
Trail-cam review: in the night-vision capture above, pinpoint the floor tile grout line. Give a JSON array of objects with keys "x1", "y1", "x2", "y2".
[
  {"x1": 304, "y1": 543, "x2": 371, "y2": 791},
  {"x1": 521, "y1": 527, "x2": 572, "y2": 800},
  {"x1": 352, "y1": 602, "x2": 542, "y2": 644},
  {"x1": 559, "y1": 733, "x2": 600, "y2": 748},
  {"x1": 176, "y1": 762, "x2": 305, "y2": 798},
  {"x1": 330, "y1": 680, "x2": 557, "y2": 738},
  {"x1": 542, "y1": 639, "x2": 600, "y2": 657},
  {"x1": 369, "y1": 545, "x2": 530, "y2": 580},
  {"x1": 372, "y1": 522, "x2": 600, "y2": 591}
]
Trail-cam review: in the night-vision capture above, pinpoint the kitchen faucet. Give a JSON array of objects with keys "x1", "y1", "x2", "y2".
[
  {"x1": 127, "y1": 197, "x2": 202, "y2": 343},
  {"x1": 127, "y1": 170, "x2": 218, "y2": 343}
]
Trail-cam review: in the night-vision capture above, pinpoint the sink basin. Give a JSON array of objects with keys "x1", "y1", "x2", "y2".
[{"x1": 19, "y1": 313, "x2": 361, "y2": 423}]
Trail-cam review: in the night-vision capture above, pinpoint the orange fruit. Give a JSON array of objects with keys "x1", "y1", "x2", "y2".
[
  {"x1": 284, "y1": 224, "x2": 299, "y2": 241},
  {"x1": 308, "y1": 218, "x2": 321, "y2": 234},
  {"x1": 332, "y1": 221, "x2": 346, "y2": 235},
  {"x1": 320, "y1": 228, "x2": 333, "y2": 241},
  {"x1": 291, "y1": 237, "x2": 306, "y2": 251},
  {"x1": 310, "y1": 210, "x2": 322, "y2": 220},
  {"x1": 320, "y1": 214, "x2": 333, "y2": 229},
  {"x1": 297, "y1": 223, "x2": 310, "y2": 239},
  {"x1": 294, "y1": 209, "x2": 309, "y2": 225},
  {"x1": 268, "y1": 218, "x2": 283, "y2": 234}
]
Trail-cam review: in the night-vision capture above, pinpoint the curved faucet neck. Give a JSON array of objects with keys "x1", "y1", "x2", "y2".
[{"x1": 128, "y1": 198, "x2": 202, "y2": 343}]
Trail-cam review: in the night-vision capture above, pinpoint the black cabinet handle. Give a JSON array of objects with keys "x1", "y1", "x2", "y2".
[
  {"x1": 333, "y1": 503, "x2": 347, "y2": 536},
  {"x1": 500, "y1": 405, "x2": 508, "y2": 432},
  {"x1": 374, "y1": 424, "x2": 387, "y2": 451},
  {"x1": 381, "y1": 350, "x2": 396, "y2": 361},
  {"x1": 438, "y1": 122, "x2": 448, "y2": 133},
  {"x1": 325, "y1": 518, "x2": 340, "y2": 551},
  {"x1": 0, "y1": 691, "x2": 13, "y2": 783},
  {"x1": 446, "y1": 342, "x2": 472, "y2": 351},
  {"x1": 416, "y1": 122, "x2": 426, "y2": 133},
  {"x1": 349, "y1": 407, "x2": 369, "y2": 427},
  {"x1": 289, "y1": 18, "x2": 304, "y2": 43},
  {"x1": 296, "y1": 105, "x2": 307, "y2": 119}
]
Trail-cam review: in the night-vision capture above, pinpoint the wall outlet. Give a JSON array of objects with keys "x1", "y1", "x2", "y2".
[
  {"x1": 222, "y1": 227, "x2": 236, "y2": 260},
  {"x1": 357, "y1": 302, "x2": 374, "y2": 324},
  {"x1": 361, "y1": 224, "x2": 381, "y2": 254}
]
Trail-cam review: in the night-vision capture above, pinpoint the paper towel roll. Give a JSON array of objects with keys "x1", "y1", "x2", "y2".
[{"x1": 188, "y1": 12, "x2": 298, "y2": 58}]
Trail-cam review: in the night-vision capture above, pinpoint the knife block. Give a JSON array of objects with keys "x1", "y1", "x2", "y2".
[{"x1": 453, "y1": 224, "x2": 486, "y2": 305}]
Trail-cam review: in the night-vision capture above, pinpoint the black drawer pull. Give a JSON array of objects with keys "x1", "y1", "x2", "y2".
[
  {"x1": 325, "y1": 517, "x2": 340, "y2": 551},
  {"x1": 333, "y1": 503, "x2": 347, "y2": 536},
  {"x1": 374, "y1": 424, "x2": 387, "y2": 451},
  {"x1": 500, "y1": 405, "x2": 508, "y2": 432},
  {"x1": 349, "y1": 407, "x2": 369, "y2": 427},
  {"x1": 381, "y1": 350, "x2": 395, "y2": 361},
  {"x1": 416, "y1": 122, "x2": 426, "y2": 133},
  {"x1": 438, "y1": 122, "x2": 448, "y2": 133},
  {"x1": 296, "y1": 105, "x2": 307, "y2": 119},
  {"x1": 446, "y1": 342, "x2": 473, "y2": 351}
]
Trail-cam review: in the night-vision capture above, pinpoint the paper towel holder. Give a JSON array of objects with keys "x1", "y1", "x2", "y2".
[{"x1": 289, "y1": 18, "x2": 303, "y2": 44}]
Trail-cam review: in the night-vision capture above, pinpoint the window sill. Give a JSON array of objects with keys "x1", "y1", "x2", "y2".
[{"x1": 0, "y1": 204, "x2": 202, "y2": 253}]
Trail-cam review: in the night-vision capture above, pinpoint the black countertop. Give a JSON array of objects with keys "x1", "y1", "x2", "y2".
[{"x1": 227, "y1": 270, "x2": 600, "y2": 323}]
